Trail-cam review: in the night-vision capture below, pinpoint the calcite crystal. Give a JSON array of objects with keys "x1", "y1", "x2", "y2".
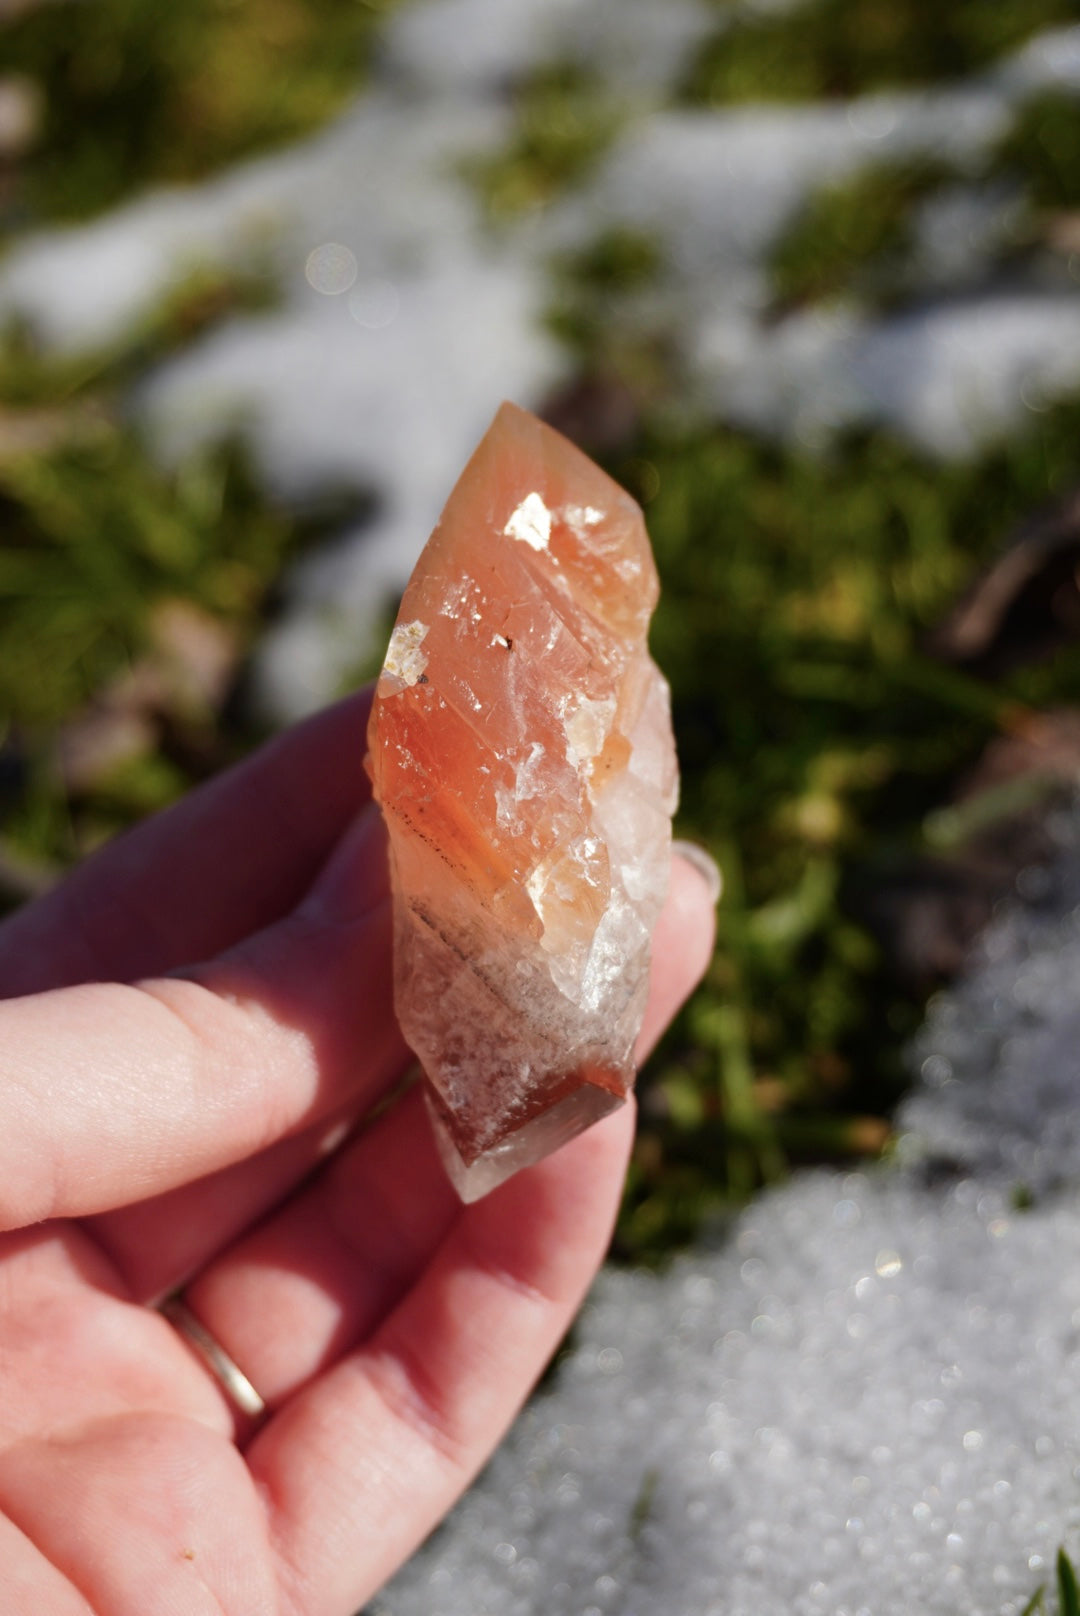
[{"x1": 366, "y1": 403, "x2": 677, "y2": 1201}]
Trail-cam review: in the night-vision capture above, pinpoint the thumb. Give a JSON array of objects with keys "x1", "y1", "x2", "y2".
[{"x1": 0, "y1": 805, "x2": 406, "y2": 1232}]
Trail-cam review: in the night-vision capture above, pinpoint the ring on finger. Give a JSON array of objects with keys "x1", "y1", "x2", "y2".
[{"x1": 159, "y1": 1293, "x2": 268, "y2": 1424}]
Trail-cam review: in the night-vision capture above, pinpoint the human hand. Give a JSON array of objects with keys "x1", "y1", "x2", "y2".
[{"x1": 0, "y1": 687, "x2": 715, "y2": 1615}]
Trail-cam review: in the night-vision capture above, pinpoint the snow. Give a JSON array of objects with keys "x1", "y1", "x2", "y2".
[
  {"x1": 381, "y1": 0, "x2": 744, "y2": 96},
  {"x1": 706, "y1": 294, "x2": 1080, "y2": 456},
  {"x1": 998, "y1": 24, "x2": 1080, "y2": 97},
  {"x1": 2, "y1": 3, "x2": 1080, "y2": 719},
  {"x1": 382, "y1": 0, "x2": 713, "y2": 96},
  {"x1": 373, "y1": 810, "x2": 1080, "y2": 1616},
  {"x1": 563, "y1": 88, "x2": 1010, "y2": 283},
  {"x1": 0, "y1": 88, "x2": 567, "y2": 718}
]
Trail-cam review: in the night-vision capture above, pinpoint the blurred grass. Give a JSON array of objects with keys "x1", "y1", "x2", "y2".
[
  {"x1": 466, "y1": 61, "x2": 623, "y2": 223},
  {"x1": 610, "y1": 399, "x2": 1080, "y2": 1258},
  {"x1": 0, "y1": 266, "x2": 367, "y2": 870},
  {"x1": 766, "y1": 93, "x2": 1080, "y2": 314},
  {"x1": 4, "y1": 0, "x2": 1080, "y2": 1267},
  {"x1": 1023, "y1": 1547, "x2": 1080, "y2": 1616},
  {"x1": 2, "y1": 0, "x2": 403, "y2": 230},
  {"x1": 1000, "y1": 92, "x2": 1080, "y2": 212},
  {"x1": 685, "y1": 0, "x2": 1078, "y2": 105},
  {"x1": 768, "y1": 157, "x2": 960, "y2": 311}
]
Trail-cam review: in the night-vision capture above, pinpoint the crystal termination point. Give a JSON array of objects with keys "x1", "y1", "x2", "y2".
[{"x1": 366, "y1": 403, "x2": 678, "y2": 1201}]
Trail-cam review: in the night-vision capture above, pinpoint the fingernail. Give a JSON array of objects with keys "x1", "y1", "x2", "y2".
[
  {"x1": 671, "y1": 839, "x2": 723, "y2": 906},
  {"x1": 300, "y1": 802, "x2": 391, "y2": 924}
]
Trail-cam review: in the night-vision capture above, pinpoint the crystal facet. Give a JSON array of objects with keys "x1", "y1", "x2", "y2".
[{"x1": 366, "y1": 403, "x2": 677, "y2": 1201}]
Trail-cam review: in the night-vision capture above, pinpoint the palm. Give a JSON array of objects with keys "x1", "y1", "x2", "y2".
[
  {"x1": 0, "y1": 1221, "x2": 279, "y2": 1610},
  {"x1": 0, "y1": 691, "x2": 713, "y2": 1614}
]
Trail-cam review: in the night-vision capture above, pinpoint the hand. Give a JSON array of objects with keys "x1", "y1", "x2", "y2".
[{"x1": 0, "y1": 688, "x2": 715, "y2": 1615}]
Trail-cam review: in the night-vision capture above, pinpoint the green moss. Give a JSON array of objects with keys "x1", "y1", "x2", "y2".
[
  {"x1": 613, "y1": 392, "x2": 1080, "y2": 1260},
  {"x1": 0, "y1": 429, "x2": 282, "y2": 729},
  {"x1": 3, "y1": 0, "x2": 402, "y2": 229},
  {"x1": 0, "y1": 263, "x2": 278, "y2": 409},
  {"x1": 684, "y1": 0, "x2": 1078, "y2": 105},
  {"x1": 997, "y1": 92, "x2": 1080, "y2": 212},
  {"x1": 0, "y1": 275, "x2": 370, "y2": 879},
  {"x1": 466, "y1": 62, "x2": 623, "y2": 222},
  {"x1": 769, "y1": 158, "x2": 958, "y2": 309},
  {"x1": 0, "y1": 414, "x2": 368, "y2": 877},
  {"x1": 768, "y1": 94, "x2": 1080, "y2": 319},
  {"x1": 546, "y1": 227, "x2": 670, "y2": 385},
  {"x1": 563, "y1": 228, "x2": 664, "y2": 294}
]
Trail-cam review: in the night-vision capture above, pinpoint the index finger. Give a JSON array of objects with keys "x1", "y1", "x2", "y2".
[{"x1": 0, "y1": 689, "x2": 375, "y2": 997}]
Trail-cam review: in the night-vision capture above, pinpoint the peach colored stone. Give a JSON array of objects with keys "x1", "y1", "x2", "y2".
[{"x1": 366, "y1": 402, "x2": 677, "y2": 1200}]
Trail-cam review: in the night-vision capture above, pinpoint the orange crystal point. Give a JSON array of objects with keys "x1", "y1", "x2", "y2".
[{"x1": 366, "y1": 402, "x2": 678, "y2": 1201}]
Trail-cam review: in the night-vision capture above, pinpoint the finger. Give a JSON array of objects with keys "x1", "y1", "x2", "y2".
[
  {"x1": 638, "y1": 850, "x2": 718, "y2": 1055},
  {"x1": 249, "y1": 1101, "x2": 636, "y2": 1616},
  {"x1": 0, "y1": 806, "x2": 409, "y2": 1232},
  {"x1": 0, "y1": 689, "x2": 375, "y2": 997},
  {"x1": 0, "y1": 1224, "x2": 229, "y2": 1450},
  {"x1": 181, "y1": 1084, "x2": 455, "y2": 1407},
  {"x1": 0, "y1": 1512, "x2": 99, "y2": 1615},
  {"x1": 86, "y1": 1100, "x2": 372, "y2": 1304},
  {"x1": 94, "y1": 849, "x2": 716, "y2": 1326},
  {"x1": 120, "y1": 852, "x2": 716, "y2": 1426}
]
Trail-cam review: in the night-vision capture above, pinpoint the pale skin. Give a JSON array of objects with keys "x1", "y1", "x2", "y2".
[{"x1": 0, "y1": 687, "x2": 715, "y2": 1615}]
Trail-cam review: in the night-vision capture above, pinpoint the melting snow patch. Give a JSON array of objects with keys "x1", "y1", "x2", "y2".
[
  {"x1": 383, "y1": 0, "x2": 721, "y2": 96},
  {"x1": 2, "y1": 5, "x2": 1080, "y2": 720},
  {"x1": 703, "y1": 294, "x2": 1080, "y2": 455}
]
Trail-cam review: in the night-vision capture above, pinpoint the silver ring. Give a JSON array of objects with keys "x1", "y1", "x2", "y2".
[{"x1": 159, "y1": 1295, "x2": 268, "y2": 1422}]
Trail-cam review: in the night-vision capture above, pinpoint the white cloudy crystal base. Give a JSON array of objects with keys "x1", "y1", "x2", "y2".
[{"x1": 389, "y1": 661, "x2": 677, "y2": 1201}]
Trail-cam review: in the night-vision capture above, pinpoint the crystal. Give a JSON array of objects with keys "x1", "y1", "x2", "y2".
[{"x1": 366, "y1": 402, "x2": 677, "y2": 1201}]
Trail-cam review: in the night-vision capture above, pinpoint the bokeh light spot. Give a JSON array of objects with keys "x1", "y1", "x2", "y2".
[{"x1": 305, "y1": 242, "x2": 358, "y2": 295}]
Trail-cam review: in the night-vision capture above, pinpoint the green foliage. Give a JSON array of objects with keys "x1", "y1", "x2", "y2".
[
  {"x1": 0, "y1": 427, "x2": 284, "y2": 729},
  {"x1": 684, "y1": 0, "x2": 1078, "y2": 105},
  {"x1": 0, "y1": 276, "x2": 367, "y2": 876},
  {"x1": 558, "y1": 228, "x2": 663, "y2": 299},
  {"x1": 998, "y1": 93, "x2": 1080, "y2": 212},
  {"x1": 0, "y1": 409, "x2": 353, "y2": 873},
  {"x1": 0, "y1": 263, "x2": 316, "y2": 739},
  {"x1": 467, "y1": 62, "x2": 623, "y2": 222},
  {"x1": 1024, "y1": 1549, "x2": 1080, "y2": 1616},
  {"x1": 3, "y1": 0, "x2": 402, "y2": 227},
  {"x1": 547, "y1": 227, "x2": 669, "y2": 384},
  {"x1": 613, "y1": 394, "x2": 1080, "y2": 1259},
  {"x1": 767, "y1": 91, "x2": 1080, "y2": 322},
  {"x1": 769, "y1": 158, "x2": 957, "y2": 309},
  {"x1": 0, "y1": 264, "x2": 277, "y2": 409}
]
